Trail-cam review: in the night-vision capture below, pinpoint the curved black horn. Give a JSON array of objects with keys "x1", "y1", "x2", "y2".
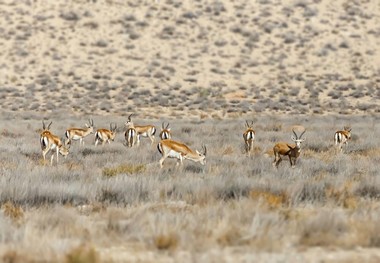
[
  {"x1": 166, "y1": 122, "x2": 170, "y2": 129},
  {"x1": 292, "y1": 129, "x2": 298, "y2": 140},
  {"x1": 128, "y1": 114, "x2": 133, "y2": 121},
  {"x1": 203, "y1": 145, "x2": 207, "y2": 156},
  {"x1": 42, "y1": 120, "x2": 46, "y2": 130},
  {"x1": 245, "y1": 120, "x2": 249, "y2": 128},
  {"x1": 47, "y1": 121, "x2": 52, "y2": 130},
  {"x1": 299, "y1": 129, "x2": 306, "y2": 139}
]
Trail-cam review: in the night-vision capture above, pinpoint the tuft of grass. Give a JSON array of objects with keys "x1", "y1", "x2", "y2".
[
  {"x1": 153, "y1": 233, "x2": 179, "y2": 250},
  {"x1": 1, "y1": 201, "x2": 24, "y2": 224},
  {"x1": 250, "y1": 189, "x2": 289, "y2": 208},
  {"x1": 102, "y1": 163, "x2": 146, "y2": 177},
  {"x1": 65, "y1": 245, "x2": 99, "y2": 263}
]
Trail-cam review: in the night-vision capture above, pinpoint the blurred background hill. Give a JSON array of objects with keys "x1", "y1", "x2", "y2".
[{"x1": 0, "y1": 0, "x2": 379, "y2": 118}]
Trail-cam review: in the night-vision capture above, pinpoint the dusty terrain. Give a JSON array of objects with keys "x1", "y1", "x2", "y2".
[
  {"x1": 0, "y1": 0, "x2": 379, "y2": 118},
  {"x1": 0, "y1": 0, "x2": 379, "y2": 262}
]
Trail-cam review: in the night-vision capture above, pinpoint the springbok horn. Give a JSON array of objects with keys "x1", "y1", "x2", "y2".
[
  {"x1": 47, "y1": 121, "x2": 52, "y2": 130},
  {"x1": 299, "y1": 129, "x2": 306, "y2": 139},
  {"x1": 166, "y1": 122, "x2": 170, "y2": 129},
  {"x1": 203, "y1": 145, "x2": 207, "y2": 156},
  {"x1": 292, "y1": 129, "x2": 298, "y2": 140}
]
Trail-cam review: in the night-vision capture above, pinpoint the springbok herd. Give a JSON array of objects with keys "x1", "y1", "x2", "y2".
[{"x1": 39, "y1": 115, "x2": 352, "y2": 168}]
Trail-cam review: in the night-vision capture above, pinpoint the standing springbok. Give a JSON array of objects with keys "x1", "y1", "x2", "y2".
[
  {"x1": 157, "y1": 139, "x2": 207, "y2": 168},
  {"x1": 243, "y1": 120, "x2": 255, "y2": 156},
  {"x1": 125, "y1": 114, "x2": 156, "y2": 146},
  {"x1": 124, "y1": 121, "x2": 137, "y2": 148},
  {"x1": 65, "y1": 119, "x2": 94, "y2": 146},
  {"x1": 94, "y1": 123, "x2": 117, "y2": 146},
  {"x1": 273, "y1": 129, "x2": 306, "y2": 168},
  {"x1": 334, "y1": 126, "x2": 351, "y2": 153},
  {"x1": 40, "y1": 121, "x2": 69, "y2": 165},
  {"x1": 159, "y1": 122, "x2": 172, "y2": 140}
]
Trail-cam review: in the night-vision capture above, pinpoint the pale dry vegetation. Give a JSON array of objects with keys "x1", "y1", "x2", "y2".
[{"x1": 0, "y1": 113, "x2": 379, "y2": 262}]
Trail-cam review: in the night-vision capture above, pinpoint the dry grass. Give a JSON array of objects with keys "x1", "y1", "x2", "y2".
[{"x1": 0, "y1": 113, "x2": 378, "y2": 262}]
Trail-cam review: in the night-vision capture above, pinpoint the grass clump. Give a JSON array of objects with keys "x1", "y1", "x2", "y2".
[
  {"x1": 102, "y1": 163, "x2": 146, "y2": 177},
  {"x1": 65, "y1": 245, "x2": 99, "y2": 263}
]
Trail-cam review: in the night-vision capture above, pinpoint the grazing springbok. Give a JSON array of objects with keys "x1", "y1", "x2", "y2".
[
  {"x1": 159, "y1": 122, "x2": 172, "y2": 140},
  {"x1": 65, "y1": 119, "x2": 94, "y2": 146},
  {"x1": 40, "y1": 121, "x2": 69, "y2": 165},
  {"x1": 273, "y1": 129, "x2": 306, "y2": 168},
  {"x1": 157, "y1": 139, "x2": 207, "y2": 168},
  {"x1": 124, "y1": 121, "x2": 137, "y2": 148},
  {"x1": 125, "y1": 114, "x2": 156, "y2": 146},
  {"x1": 243, "y1": 120, "x2": 255, "y2": 156},
  {"x1": 334, "y1": 126, "x2": 351, "y2": 153},
  {"x1": 94, "y1": 123, "x2": 117, "y2": 146}
]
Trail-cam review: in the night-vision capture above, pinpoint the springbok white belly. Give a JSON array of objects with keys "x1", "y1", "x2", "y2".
[{"x1": 168, "y1": 150, "x2": 182, "y2": 159}]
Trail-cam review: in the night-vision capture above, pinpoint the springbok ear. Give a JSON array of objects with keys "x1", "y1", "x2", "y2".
[
  {"x1": 85, "y1": 124, "x2": 89, "y2": 128},
  {"x1": 291, "y1": 136, "x2": 296, "y2": 141},
  {"x1": 167, "y1": 128, "x2": 171, "y2": 131},
  {"x1": 196, "y1": 150, "x2": 201, "y2": 155}
]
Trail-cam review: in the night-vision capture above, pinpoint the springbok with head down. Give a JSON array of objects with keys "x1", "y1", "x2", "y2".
[
  {"x1": 273, "y1": 128, "x2": 306, "y2": 168},
  {"x1": 157, "y1": 139, "x2": 207, "y2": 168},
  {"x1": 243, "y1": 120, "x2": 255, "y2": 156},
  {"x1": 334, "y1": 126, "x2": 351, "y2": 153},
  {"x1": 94, "y1": 123, "x2": 117, "y2": 146},
  {"x1": 40, "y1": 121, "x2": 69, "y2": 165}
]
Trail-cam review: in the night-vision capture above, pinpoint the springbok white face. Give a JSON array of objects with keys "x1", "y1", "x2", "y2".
[{"x1": 291, "y1": 129, "x2": 306, "y2": 148}]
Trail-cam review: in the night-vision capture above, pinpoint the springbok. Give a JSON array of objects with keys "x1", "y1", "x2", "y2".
[
  {"x1": 334, "y1": 126, "x2": 351, "y2": 153},
  {"x1": 124, "y1": 121, "x2": 137, "y2": 148},
  {"x1": 273, "y1": 129, "x2": 306, "y2": 168},
  {"x1": 157, "y1": 139, "x2": 207, "y2": 168},
  {"x1": 94, "y1": 123, "x2": 117, "y2": 146},
  {"x1": 125, "y1": 114, "x2": 156, "y2": 146},
  {"x1": 65, "y1": 119, "x2": 94, "y2": 146},
  {"x1": 40, "y1": 121, "x2": 69, "y2": 165},
  {"x1": 243, "y1": 120, "x2": 255, "y2": 156},
  {"x1": 159, "y1": 122, "x2": 172, "y2": 140}
]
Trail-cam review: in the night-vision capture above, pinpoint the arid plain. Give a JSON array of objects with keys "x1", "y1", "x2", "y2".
[{"x1": 0, "y1": 0, "x2": 379, "y2": 262}]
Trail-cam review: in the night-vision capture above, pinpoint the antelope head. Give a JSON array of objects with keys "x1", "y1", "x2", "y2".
[
  {"x1": 195, "y1": 145, "x2": 207, "y2": 165},
  {"x1": 110, "y1": 123, "x2": 117, "y2": 141},
  {"x1": 291, "y1": 129, "x2": 306, "y2": 148},
  {"x1": 125, "y1": 114, "x2": 134, "y2": 127},
  {"x1": 85, "y1": 119, "x2": 95, "y2": 134}
]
